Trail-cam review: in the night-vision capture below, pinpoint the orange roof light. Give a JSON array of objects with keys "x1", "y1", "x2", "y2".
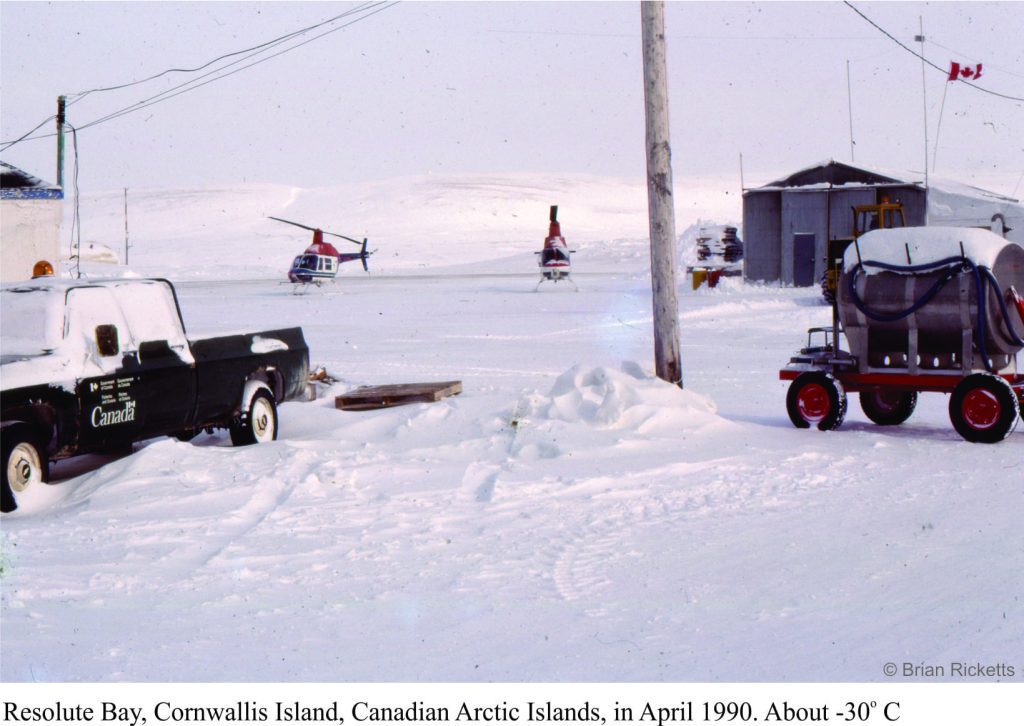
[{"x1": 32, "y1": 260, "x2": 55, "y2": 278}]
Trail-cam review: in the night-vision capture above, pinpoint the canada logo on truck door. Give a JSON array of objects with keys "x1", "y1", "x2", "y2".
[
  {"x1": 85, "y1": 375, "x2": 139, "y2": 428},
  {"x1": 91, "y1": 399, "x2": 137, "y2": 427}
]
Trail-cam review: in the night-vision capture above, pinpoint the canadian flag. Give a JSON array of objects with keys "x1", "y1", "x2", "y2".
[{"x1": 948, "y1": 61, "x2": 983, "y2": 81}]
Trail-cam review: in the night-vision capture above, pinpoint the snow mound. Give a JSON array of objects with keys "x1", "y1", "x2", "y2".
[
  {"x1": 78, "y1": 241, "x2": 120, "y2": 264},
  {"x1": 524, "y1": 361, "x2": 720, "y2": 433}
]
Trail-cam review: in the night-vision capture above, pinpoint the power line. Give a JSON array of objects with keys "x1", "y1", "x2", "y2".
[
  {"x1": 487, "y1": 29, "x2": 879, "y2": 41},
  {"x1": 843, "y1": 1, "x2": 1024, "y2": 102},
  {"x1": 76, "y1": 2, "x2": 399, "y2": 133},
  {"x1": 1, "y1": 2, "x2": 399, "y2": 149},
  {"x1": 925, "y1": 38, "x2": 1024, "y2": 80},
  {"x1": 66, "y1": 2, "x2": 381, "y2": 103},
  {"x1": 0, "y1": 115, "x2": 56, "y2": 152}
]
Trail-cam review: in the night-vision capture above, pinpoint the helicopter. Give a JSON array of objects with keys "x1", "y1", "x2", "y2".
[
  {"x1": 535, "y1": 205, "x2": 576, "y2": 290},
  {"x1": 269, "y1": 216, "x2": 373, "y2": 284}
]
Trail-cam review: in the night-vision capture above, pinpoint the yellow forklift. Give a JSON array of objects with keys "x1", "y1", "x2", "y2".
[{"x1": 821, "y1": 200, "x2": 906, "y2": 304}]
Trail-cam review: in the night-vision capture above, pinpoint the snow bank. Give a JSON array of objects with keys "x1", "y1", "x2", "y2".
[
  {"x1": 78, "y1": 241, "x2": 120, "y2": 264},
  {"x1": 520, "y1": 362, "x2": 720, "y2": 433}
]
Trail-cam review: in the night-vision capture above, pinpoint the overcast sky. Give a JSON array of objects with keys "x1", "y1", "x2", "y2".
[{"x1": 2, "y1": 1, "x2": 1022, "y2": 195}]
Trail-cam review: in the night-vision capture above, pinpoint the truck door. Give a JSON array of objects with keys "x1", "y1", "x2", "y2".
[
  {"x1": 68, "y1": 286, "x2": 147, "y2": 451},
  {"x1": 111, "y1": 281, "x2": 197, "y2": 438}
]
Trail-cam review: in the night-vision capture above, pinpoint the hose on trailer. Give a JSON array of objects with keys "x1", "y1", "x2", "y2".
[
  {"x1": 846, "y1": 255, "x2": 994, "y2": 372},
  {"x1": 978, "y1": 267, "x2": 1024, "y2": 348}
]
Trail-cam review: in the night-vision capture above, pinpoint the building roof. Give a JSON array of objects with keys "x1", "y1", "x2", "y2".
[
  {"x1": 749, "y1": 159, "x2": 1019, "y2": 206},
  {"x1": 0, "y1": 161, "x2": 63, "y2": 200},
  {"x1": 758, "y1": 159, "x2": 910, "y2": 190}
]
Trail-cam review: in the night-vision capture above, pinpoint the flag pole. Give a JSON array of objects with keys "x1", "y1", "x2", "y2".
[
  {"x1": 846, "y1": 59, "x2": 856, "y2": 163},
  {"x1": 931, "y1": 80, "x2": 950, "y2": 173}
]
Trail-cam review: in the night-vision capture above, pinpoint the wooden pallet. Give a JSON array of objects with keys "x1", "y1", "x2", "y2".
[{"x1": 335, "y1": 381, "x2": 463, "y2": 411}]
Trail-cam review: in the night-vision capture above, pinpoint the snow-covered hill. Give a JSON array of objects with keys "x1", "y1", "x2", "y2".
[{"x1": 62, "y1": 173, "x2": 741, "y2": 278}]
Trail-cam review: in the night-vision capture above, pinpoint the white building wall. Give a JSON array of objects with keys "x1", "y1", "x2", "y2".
[{"x1": 1, "y1": 198, "x2": 63, "y2": 282}]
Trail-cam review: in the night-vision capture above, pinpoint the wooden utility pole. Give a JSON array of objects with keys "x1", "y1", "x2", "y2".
[
  {"x1": 56, "y1": 95, "x2": 66, "y2": 188},
  {"x1": 641, "y1": 0, "x2": 682, "y2": 387}
]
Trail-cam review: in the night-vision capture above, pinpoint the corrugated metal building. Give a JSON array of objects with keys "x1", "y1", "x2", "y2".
[
  {"x1": 1, "y1": 161, "x2": 64, "y2": 282},
  {"x1": 742, "y1": 160, "x2": 1022, "y2": 285}
]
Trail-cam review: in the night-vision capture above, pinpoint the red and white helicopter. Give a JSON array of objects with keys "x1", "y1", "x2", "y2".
[
  {"x1": 270, "y1": 216, "x2": 373, "y2": 285},
  {"x1": 535, "y1": 205, "x2": 576, "y2": 290}
]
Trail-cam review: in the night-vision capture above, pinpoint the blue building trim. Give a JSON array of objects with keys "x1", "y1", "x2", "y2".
[
  {"x1": 0, "y1": 187, "x2": 64, "y2": 200},
  {"x1": 1, "y1": 160, "x2": 63, "y2": 200}
]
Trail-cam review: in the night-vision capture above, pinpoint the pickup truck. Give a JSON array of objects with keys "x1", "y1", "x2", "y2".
[{"x1": 1, "y1": 277, "x2": 309, "y2": 512}]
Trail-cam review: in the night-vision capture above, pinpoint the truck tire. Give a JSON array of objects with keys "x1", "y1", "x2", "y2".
[
  {"x1": 949, "y1": 373, "x2": 1019, "y2": 443},
  {"x1": 230, "y1": 389, "x2": 278, "y2": 446},
  {"x1": 2, "y1": 425, "x2": 50, "y2": 514},
  {"x1": 786, "y1": 372, "x2": 847, "y2": 431},
  {"x1": 859, "y1": 390, "x2": 918, "y2": 426}
]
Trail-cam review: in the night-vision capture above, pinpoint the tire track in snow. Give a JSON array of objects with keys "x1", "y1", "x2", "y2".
[{"x1": 545, "y1": 452, "x2": 863, "y2": 608}]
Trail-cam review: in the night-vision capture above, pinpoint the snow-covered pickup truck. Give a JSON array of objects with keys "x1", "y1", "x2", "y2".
[{"x1": 1, "y1": 277, "x2": 309, "y2": 512}]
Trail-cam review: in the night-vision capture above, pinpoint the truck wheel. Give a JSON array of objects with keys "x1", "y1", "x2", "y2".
[
  {"x1": 859, "y1": 390, "x2": 918, "y2": 426},
  {"x1": 230, "y1": 389, "x2": 278, "y2": 446},
  {"x1": 2, "y1": 427, "x2": 50, "y2": 514},
  {"x1": 786, "y1": 372, "x2": 847, "y2": 431},
  {"x1": 949, "y1": 373, "x2": 1019, "y2": 443}
]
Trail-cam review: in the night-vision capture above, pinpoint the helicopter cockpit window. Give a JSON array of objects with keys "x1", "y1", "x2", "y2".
[{"x1": 542, "y1": 248, "x2": 568, "y2": 265}]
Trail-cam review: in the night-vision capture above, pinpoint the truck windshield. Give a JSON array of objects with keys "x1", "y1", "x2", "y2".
[{"x1": 0, "y1": 287, "x2": 64, "y2": 355}]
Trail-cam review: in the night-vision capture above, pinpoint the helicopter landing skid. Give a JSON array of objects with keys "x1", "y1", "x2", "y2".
[
  {"x1": 287, "y1": 280, "x2": 325, "y2": 294},
  {"x1": 535, "y1": 275, "x2": 578, "y2": 292}
]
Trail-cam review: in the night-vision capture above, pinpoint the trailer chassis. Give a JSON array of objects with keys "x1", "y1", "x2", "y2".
[{"x1": 780, "y1": 326, "x2": 1024, "y2": 443}]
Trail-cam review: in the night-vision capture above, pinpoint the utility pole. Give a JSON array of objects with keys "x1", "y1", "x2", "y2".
[
  {"x1": 915, "y1": 18, "x2": 929, "y2": 196},
  {"x1": 641, "y1": 0, "x2": 682, "y2": 387},
  {"x1": 56, "y1": 95, "x2": 66, "y2": 188},
  {"x1": 124, "y1": 188, "x2": 130, "y2": 265}
]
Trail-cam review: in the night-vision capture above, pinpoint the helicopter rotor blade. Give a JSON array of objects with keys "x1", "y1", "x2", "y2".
[
  {"x1": 322, "y1": 230, "x2": 363, "y2": 246},
  {"x1": 269, "y1": 216, "x2": 363, "y2": 246},
  {"x1": 268, "y1": 216, "x2": 320, "y2": 233}
]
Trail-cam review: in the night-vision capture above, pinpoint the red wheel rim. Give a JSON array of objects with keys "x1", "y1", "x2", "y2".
[
  {"x1": 962, "y1": 388, "x2": 1000, "y2": 430},
  {"x1": 797, "y1": 382, "x2": 831, "y2": 423}
]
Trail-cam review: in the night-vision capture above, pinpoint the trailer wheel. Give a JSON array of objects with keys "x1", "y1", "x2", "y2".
[
  {"x1": 230, "y1": 389, "x2": 278, "y2": 446},
  {"x1": 949, "y1": 373, "x2": 1020, "y2": 443},
  {"x1": 859, "y1": 390, "x2": 918, "y2": 426},
  {"x1": 786, "y1": 372, "x2": 847, "y2": 431},
  {"x1": 2, "y1": 426, "x2": 50, "y2": 514}
]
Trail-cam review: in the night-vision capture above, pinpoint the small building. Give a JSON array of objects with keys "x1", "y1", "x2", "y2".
[
  {"x1": 1, "y1": 161, "x2": 63, "y2": 283},
  {"x1": 742, "y1": 159, "x2": 1023, "y2": 285}
]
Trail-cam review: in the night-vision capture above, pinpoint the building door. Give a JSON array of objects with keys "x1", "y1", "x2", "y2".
[{"x1": 793, "y1": 233, "x2": 816, "y2": 287}]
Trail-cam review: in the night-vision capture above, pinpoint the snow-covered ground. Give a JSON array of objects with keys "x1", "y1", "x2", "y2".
[{"x1": 1, "y1": 175, "x2": 1021, "y2": 682}]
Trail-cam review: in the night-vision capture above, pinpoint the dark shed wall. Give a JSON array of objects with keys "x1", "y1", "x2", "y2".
[
  {"x1": 742, "y1": 191, "x2": 781, "y2": 282},
  {"x1": 884, "y1": 185, "x2": 926, "y2": 226},
  {"x1": 781, "y1": 192, "x2": 828, "y2": 285},
  {"x1": 743, "y1": 184, "x2": 930, "y2": 285},
  {"x1": 828, "y1": 188, "x2": 876, "y2": 241}
]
